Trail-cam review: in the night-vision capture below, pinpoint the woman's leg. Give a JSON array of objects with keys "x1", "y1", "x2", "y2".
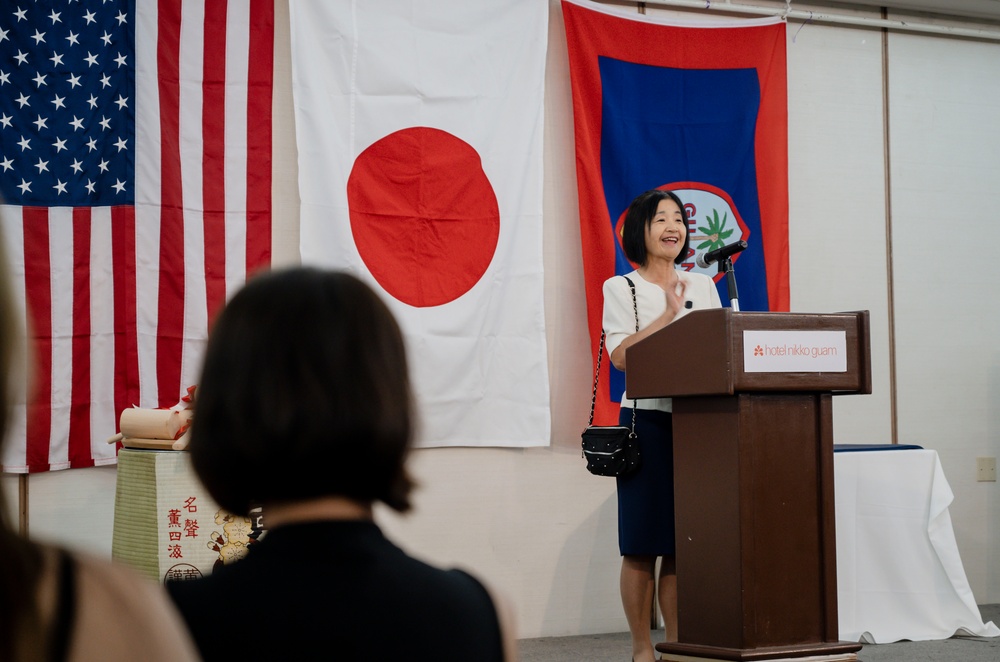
[
  {"x1": 621, "y1": 554, "x2": 656, "y2": 662},
  {"x1": 658, "y1": 554, "x2": 677, "y2": 643}
]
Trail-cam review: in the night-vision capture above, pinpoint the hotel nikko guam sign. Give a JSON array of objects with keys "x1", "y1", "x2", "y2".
[{"x1": 743, "y1": 330, "x2": 848, "y2": 373}]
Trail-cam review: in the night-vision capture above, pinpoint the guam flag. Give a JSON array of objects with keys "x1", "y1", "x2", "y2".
[{"x1": 563, "y1": 0, "x2": 788, "y2": 425}]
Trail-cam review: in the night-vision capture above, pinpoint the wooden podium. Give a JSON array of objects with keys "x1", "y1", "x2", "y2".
[{"x1": 626, "y1": 309, "x2": 871, "y2": 661}]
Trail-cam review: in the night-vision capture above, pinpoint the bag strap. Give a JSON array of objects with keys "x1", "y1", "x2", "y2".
[{"x1": 589, "y1": 276, "x2": 639, "y2": 432}]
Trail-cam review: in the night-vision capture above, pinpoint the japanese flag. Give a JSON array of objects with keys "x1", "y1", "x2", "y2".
[{"x1": 288, "y1": 0, "x2": 550, "y2": 447}]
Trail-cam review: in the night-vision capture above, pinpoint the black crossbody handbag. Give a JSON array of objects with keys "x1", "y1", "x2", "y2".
[{"x1": 581, "y1": 276, "x2": 640, "y2": 477}]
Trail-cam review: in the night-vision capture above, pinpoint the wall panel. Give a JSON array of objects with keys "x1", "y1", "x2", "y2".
[
  {"x1": 785, "y1": 16, "x2": 893, "y2": 445},
  {"x1": 888, "y1": 28, "x2": 1000, "y2": 604}
]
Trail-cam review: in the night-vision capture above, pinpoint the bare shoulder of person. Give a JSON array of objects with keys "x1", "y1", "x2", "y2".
[{"x1": 68, "y1": 553, "x2": 201, "y2": 662}]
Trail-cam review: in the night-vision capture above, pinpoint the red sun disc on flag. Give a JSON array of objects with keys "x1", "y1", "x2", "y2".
[{"x1": 346, "y1": 127, "x2": 500, "y2": 308}]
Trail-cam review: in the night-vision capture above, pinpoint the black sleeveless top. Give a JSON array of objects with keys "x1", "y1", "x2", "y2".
[
  {"x1": 49, "y1": 550, "x2": 77, "y2": 662},
  {"x1": 167, "y1": 520, "x2": 504, "y2": 661}
]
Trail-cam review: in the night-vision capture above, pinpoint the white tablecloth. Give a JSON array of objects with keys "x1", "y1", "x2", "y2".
[{"x1": 835, "y1": 449, "x2": 1000, "y2": 643}]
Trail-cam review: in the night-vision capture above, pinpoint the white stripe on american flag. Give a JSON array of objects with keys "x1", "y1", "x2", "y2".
[
  {"x1": 0, "y1": 211, "x2": 28, "y2": 471},
  {"x1": 224, "y1": 5, "x2": 251, "y2": 301},
  {"x1": 134, "y1": 0, "x2": 163, "y2": 409},
  {"x1": 89, "y1": 207, "x2": 118, "y2": 466},
  {"x1": 47, "y1": 209, "x2": 74, "y2": 470},
  {"x1": 177, "y1": 1, "x2": 208, "y2": 402}
]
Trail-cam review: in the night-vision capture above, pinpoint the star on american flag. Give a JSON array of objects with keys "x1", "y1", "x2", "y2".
[{"x1": 0, "y1": 0, "x2": 133, "y2": 206}]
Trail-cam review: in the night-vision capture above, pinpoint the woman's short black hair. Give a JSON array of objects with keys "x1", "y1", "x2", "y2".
[
  {"x1": 190, "y1": 267, "x2": 415, "y2": 516},
  {"x1": 620, "y1": 189, "x2": 691, "y2": 267}
]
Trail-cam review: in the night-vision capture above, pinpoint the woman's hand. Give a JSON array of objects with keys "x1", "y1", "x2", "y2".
[{"x1": 665, "y1": 279, "x2": 687, "y2": 315}]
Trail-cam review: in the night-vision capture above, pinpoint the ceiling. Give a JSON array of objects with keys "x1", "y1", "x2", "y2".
[{"x1": 821, "y1": 0, "x2": 1000, "y2": 22}]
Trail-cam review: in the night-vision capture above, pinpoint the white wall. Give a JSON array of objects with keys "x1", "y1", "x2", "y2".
[
  {"x1": 887, "y1": 30, "x2": 1000, "y2": 604},
  {"x1": 785, "y1": 9, "x2": 893, "y2": 443},
  {"x1": 4, "y1": 0, "x2": 999, "y2": 640}
]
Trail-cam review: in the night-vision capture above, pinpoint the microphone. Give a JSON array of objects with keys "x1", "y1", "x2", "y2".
[{"x1": 696, "y1": 240, "x2": 747, "y2": 269}]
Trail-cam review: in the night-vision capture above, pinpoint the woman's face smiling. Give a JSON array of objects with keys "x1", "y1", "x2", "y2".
[{"x1": 644, "y1": 197, "x2": 686, "y2": 264}]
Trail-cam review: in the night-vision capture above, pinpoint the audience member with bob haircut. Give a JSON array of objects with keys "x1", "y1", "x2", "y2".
[
  {"x1": 0, "y1": 233, "x2": 200, "y2": 662},
  {"x1": 167, "y1": 267, "x2": 516, "y2": 661}
]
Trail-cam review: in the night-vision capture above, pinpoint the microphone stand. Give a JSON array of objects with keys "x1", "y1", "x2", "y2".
[{"x1": 717, "y1": 256, "x2": 740, "y2": 312}]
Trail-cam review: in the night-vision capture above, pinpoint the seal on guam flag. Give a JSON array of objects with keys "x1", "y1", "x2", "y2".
[{"x1": 616, "y1": 182, "x2": 750, "y2": 281}]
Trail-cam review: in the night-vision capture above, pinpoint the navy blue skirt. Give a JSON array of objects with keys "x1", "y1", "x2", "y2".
[{"x1": 616, "y1": 408, "x2": 675, "y2": 556}]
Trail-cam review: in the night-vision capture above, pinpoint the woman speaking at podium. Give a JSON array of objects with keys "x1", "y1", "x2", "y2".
[{"x1": 602, "y1": 189, "x2": 721, "y2": 662}]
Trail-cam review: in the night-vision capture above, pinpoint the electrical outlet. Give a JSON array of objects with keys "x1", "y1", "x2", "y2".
[{"x1": 976, "y1": 457, "x2": 996, "y2": 482}]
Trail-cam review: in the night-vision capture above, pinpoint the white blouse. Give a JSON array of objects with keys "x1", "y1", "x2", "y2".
[{"x1": 601, "y1": 269, "x2": 722, "y2": 412}]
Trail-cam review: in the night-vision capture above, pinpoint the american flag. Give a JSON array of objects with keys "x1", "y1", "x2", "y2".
[{"x1": 0, "y1": 0, "x2": 274, "y2": 472}]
